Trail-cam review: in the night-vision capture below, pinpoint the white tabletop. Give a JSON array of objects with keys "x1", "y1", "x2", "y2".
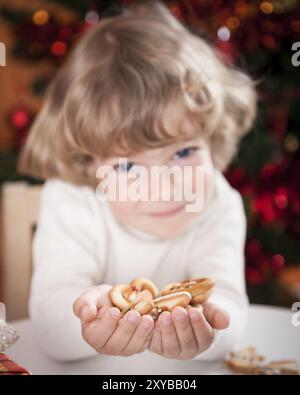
[{"x1": 6, "y1": 304, "x2": 300, "y2": 375}]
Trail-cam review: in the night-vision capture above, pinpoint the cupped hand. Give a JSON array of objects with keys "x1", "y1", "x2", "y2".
[
  {"x1": 148, "y1": 302, "x2": 230, "y2": 360},
  {"x1": 73, "y1": 285, "x2": 155, "y2": 356}
]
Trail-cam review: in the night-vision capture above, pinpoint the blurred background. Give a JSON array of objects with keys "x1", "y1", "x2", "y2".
[{"x1": 0, "y1": 0, "x2": 300, "y2": 314}]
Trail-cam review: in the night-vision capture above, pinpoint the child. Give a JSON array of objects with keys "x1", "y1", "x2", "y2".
[{"x1": 18, "y1": 0, "x2": 257, "y2": 362}]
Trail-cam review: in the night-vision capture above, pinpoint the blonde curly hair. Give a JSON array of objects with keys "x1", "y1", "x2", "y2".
[{"x1": 18, "y1": 0, "x2": 257, "y2": 187}]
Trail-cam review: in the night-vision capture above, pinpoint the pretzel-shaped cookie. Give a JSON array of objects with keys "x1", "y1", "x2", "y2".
[
  {"x1": 160, "y1": 277, "x2": 214, "y2": 305},
  {"x1": 109, "y1": 278, "x2": 159, "y2": 316},
  {"x1": 109, "y1": 277, "x2": 214, "y2": 319}
]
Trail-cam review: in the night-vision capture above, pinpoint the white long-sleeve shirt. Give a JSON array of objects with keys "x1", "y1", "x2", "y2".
[{"x1": 29, "y1": 169, "x2": 249, "y2": 362}]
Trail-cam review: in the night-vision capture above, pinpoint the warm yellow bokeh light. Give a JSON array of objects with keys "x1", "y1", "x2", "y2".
[
  {"x1": 260, "y1": 1, "x2": 274, "y2": 14},
  {"x1": 32, "y1": 9, "x2": 50, "y2": 26}
]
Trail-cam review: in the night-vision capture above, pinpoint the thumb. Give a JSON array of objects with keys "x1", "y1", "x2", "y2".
[
  {"x1": 73, "y1": 284, "x2": 113, "y2": 323},
  {"x1": 203, "y1": 302, "x2": 230, "y2": 330}
]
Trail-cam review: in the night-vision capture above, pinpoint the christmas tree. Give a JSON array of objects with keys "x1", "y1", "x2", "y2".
[{"x1": 0, "y1": 0, "x2": 300, "y2": 306}]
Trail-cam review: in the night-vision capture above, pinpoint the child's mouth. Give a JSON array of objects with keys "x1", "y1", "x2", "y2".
[{"x1": 148, "y1": 204, "x2": 186, "y2": 218}]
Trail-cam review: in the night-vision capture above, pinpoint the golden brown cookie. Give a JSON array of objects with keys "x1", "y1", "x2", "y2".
[
  {"x1": 224, "y1": 347, "x2": 265, "y2": 374},
  {"x1": 253, "y1": 360, "x2": 300, "y2": 375},
  {"x1": 109, "y1": 278, "x2": 158, "y2": 316},
  {"x1": 160, "y1": 277, "x2": 214, "y2": 305},
  {"x1": 150, "y1": 291, "x2": 192, "y2": 320},
  {"x1": 109, "y1": 277, "x2": 214, "y2": 319}
]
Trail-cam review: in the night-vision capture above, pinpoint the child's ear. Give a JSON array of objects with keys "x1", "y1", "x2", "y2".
[{"x1": 128, "y1": 0, "x2": 186, "y2": 32}]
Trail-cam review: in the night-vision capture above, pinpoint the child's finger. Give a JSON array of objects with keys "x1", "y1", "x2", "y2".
[
  {"x1": 138, "y1": 327, "x2": 154, "y2": 353},
  {"x1": 148, "y1": 323, "x2": 162, "y2": 355},
  {"x1": 158, "y1": 312, "x2": 181, "y2": 358},
  {"x1": 171, "y1": 306, "x2": 197, "y2": 357},
  {"x1": 103, "y1": 310, "x2": 141, "y2": 355},
  {"x1": 187, "y1": 306, "x2": 214, "y2": 350},
  {"x1": 83, "y1": 307, "x2": 121, "y2": 351},
  {"x1": 120, "y1": 314, "x2": 154, "y2": 356},
  {"x1": 203, "y1": 302, "x2": 230, "y2": 329},
  {"x1": 73, "y1": 284, "x2": 112, "y2": 322}
]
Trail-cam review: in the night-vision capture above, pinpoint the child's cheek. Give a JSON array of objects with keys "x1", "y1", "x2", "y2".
[
  {"x1": 190, "y1": 159, "x2": 215, "y2": 208},
  {"x1": 203, "y1": 167, "x2": 216, "y2": 206}
]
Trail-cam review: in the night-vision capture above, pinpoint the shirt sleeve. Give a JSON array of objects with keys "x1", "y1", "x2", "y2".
[
  {"x1": 29, "y1": 179, "x2": 107, "y2": 361},
  {"x1": 186, "y1": 188, "x2": 249, "y2": 361}
]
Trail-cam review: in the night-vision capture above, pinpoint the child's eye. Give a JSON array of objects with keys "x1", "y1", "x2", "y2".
[
  {"x1": 113, "y1": 162, "x2": 135, "y2": 173},
  {"x1": 172, "y1": 146, "x2": 200, "y2": 160}
]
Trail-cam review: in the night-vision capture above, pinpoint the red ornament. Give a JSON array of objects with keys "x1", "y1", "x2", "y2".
[
  {"x1": 246, "y1": 267, "x2": 264, "y2": 286},
  {"x1": 252, "y1": 193, "x2": 278, "y2": 224},
  {"x1": 8, "y1": 105, "x2": 34, "y2": 149},
  {"x1": 271, "y1": 254, "x2": 285, "y2": 274},
  {"x1": 11, "y1": 109, "x2": 30, "y2": 130},
  {"x1": 51, "y1": 41, "x2": 67, "y2": 56},
  {"x1": 274, "y1": 188, "x2": 289, "y2": 209},
  {"x1": 227, "y1": 167, "x2": 246, "y2": 185},
  {"x1": 246, "y1": 239, "x2": 262, "y2": 258},
  {"x1": 260, "y1": 162, "x2": 277, "y2": 179},
  {"x1": 226, "y1": 166, "x2": 254, "y2": 197}
]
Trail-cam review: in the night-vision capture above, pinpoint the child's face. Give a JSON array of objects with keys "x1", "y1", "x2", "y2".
[{"x1": 94, "y1": 137, "x2": 216, "y2": 239}]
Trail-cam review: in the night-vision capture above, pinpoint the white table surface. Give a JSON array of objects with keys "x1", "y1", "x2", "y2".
[{"x1": 6, "y1": 304, "x2": 300, "y2": 375}]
